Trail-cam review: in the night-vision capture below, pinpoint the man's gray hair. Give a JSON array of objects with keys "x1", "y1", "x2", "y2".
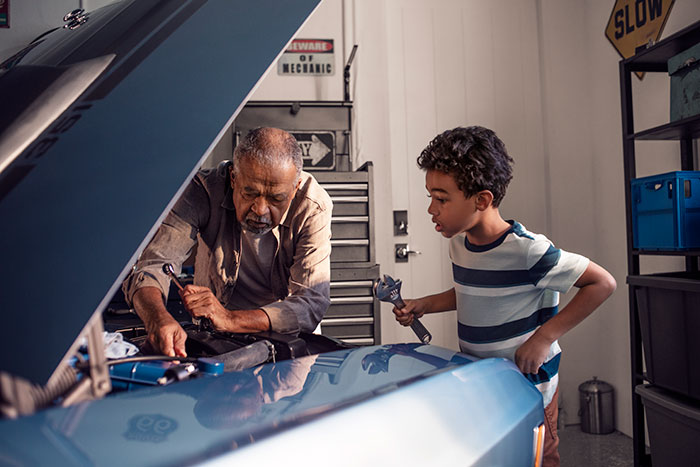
[{"x1": 232, "y1": 127, "x2": 303, "y2": 177}]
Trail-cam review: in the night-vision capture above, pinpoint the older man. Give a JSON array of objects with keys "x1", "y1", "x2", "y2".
[{"x1": 123, "y1": 127, "x2": 333, "y2": 357}]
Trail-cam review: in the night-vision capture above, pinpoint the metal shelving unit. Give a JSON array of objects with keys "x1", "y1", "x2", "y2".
[{"x1": 619, "y1": 20, "x2": 700, "y2": 467}]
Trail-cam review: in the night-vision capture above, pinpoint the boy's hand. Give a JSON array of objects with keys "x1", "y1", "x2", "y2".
[
  {"x1": 392, "y1": 298, "x2": 428, "y2": 327},
  {"x1": 514, "y1": 334, "x2": 551, "y2": 375}
]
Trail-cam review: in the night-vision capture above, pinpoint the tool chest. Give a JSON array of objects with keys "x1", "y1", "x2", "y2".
[
  {"x1": 316, "y1": 164, "x2": 375, "y2": 265},
  {"x1": 312, "y1": 163, "x2": 380, "y2": 345}
]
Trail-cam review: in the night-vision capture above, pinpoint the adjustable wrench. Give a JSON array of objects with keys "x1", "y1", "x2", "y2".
[{"x1": 374, "y1": 274, "x2": 432, "y2": 344}]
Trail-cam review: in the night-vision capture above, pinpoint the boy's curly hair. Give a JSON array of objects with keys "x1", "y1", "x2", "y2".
[{"x1": 417, "y1": 126, "x2": 514, "y2": 207}]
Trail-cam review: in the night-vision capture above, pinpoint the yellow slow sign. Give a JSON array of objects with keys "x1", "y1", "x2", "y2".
[{"x1": 605, "y1": 0, "x2": 675, "y2": 77}]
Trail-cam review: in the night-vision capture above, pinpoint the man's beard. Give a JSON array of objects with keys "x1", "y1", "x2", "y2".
[{"x1": 242, "y1": 213, "x2": 273, "y2": 235}]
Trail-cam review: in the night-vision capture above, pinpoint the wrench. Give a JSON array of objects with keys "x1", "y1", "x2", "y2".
[
  {"x1": 163, "y1": 263, "x2": 213, "y2": 331},
  {"x1": 374, "y1": 274, "x2": 432, "y2": 344}
]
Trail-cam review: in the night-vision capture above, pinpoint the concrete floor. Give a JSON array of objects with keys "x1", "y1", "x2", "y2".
[{"x1": 559, "y1": 425, "x2": 633, "y2": 467}]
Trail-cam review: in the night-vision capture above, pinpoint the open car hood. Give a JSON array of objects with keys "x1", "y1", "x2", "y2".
[{"x1": 0, "y1": 0, "x2": 322, "y2": 385}]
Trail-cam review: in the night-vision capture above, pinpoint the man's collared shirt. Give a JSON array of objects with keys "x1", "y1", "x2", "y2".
[{"x1": 123, "y1": 161, "x2": 333, "y2": 334}]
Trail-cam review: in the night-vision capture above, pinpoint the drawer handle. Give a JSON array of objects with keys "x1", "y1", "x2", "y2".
[
  {"x1": 330, "y1": 296, "x2": 374, "y2": 304},
  {"x1": 321, "y1": 183, "x2": 368, "y2": 191},
  {"x1": 332, "y1": 216, "x2": 369, "y2": 223},
  {"x1": 331, "y1": 196, "x2": 369, "y2": 203},
  {"x1": 321, "y1": 317, "x2": 374, "y2": 325},
  {"x1": 331, "y1": 280, "x2": 375, "y2": 288},
  {"x1": 331, "y1": 239, "x2": 369, "y2": 246},
  {"x1": 339, "y1": 338, "x2": 374, "y2": 345}
]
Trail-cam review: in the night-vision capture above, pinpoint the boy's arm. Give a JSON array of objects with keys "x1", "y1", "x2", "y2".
[
  {"x1": 515, "y1": 260, "x2": 617, "y2": 374},
  {"x1": 393, "y1": 288, "x2": 456, "y2": 326}
]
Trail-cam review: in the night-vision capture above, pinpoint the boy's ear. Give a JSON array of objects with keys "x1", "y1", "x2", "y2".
[{"x1": 475, "y1": 190, "x2": 494, "y2": 211}]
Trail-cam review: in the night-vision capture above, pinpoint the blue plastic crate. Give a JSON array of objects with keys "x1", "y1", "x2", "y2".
[{"x1": 631, "y1": 171, "x2": 700, "y2": 250}]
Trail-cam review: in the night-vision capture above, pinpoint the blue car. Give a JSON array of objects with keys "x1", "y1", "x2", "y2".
[{"x1": 0, "y1": 1, "x2": 545, "y2": 465}]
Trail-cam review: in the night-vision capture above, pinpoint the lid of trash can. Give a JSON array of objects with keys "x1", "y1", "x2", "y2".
[{"x1": 579, "y1": 376, "x2": 614, "y2": 394}]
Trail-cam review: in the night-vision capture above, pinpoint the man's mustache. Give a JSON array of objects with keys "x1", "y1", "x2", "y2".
[{"x1": 245, "y1": 213, "x2": 271, "y2": 225}]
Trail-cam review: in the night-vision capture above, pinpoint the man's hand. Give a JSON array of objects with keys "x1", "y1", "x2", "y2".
[
  {"x1": 180, "y1": 285, "x2": 234, "y2": 331},
  {"x1": 133, "y1": 287, "x2": 188, "y2": 358},
  {"x1": 514, "y1": 333, "x2": 552, "y2": 375},
  {"x1": 392, "y1": 298, "x2": 429, "y2": 327},
  {"x1": 146, "y1": 317, "x2": 188, "y2": 358}
]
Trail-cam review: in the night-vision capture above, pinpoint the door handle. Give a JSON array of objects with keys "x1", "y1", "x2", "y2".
[{"x1": 395, "y1": 243, "x2": 421, "y2": 262}]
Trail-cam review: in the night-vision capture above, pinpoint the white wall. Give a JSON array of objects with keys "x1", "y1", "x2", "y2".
[{"x1": 250, "y1": 0, "x2": 346, "y2": 101}]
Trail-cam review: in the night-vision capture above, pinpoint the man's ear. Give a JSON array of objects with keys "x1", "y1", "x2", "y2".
[
  {"x1": 229, "y1": 166, "x2": 235, "y2": 185},
  {"x1": 475, "y1": 190, "x2": 494, "y2": 211}
]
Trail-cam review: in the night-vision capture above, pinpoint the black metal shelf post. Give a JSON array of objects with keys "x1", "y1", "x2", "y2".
[{"x1": 619, "y1": 20, "x2": 700, "y2": 467}]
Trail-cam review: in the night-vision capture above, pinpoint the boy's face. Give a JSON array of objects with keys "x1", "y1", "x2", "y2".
[{"x1": 425, "y1": 169, "x2": 479, "y2": 238}]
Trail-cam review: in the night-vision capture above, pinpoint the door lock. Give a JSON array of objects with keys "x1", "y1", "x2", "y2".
[
  {"x1": 393, "y1": 210, "x2": 408, "y2": 235},
  {"x1": 395, "y1": 243, "x2": 421, "y2": 262}
]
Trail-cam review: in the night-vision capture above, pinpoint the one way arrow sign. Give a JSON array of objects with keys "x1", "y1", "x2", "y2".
[{"x1": 292, "y1": 131, "x2": 335, "y2": 170}]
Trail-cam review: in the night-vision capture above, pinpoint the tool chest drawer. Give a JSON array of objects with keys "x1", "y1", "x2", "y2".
[
  {"x1": 321, "y1": 266, "x2": 380, "y2": 346},
  {"x1": 327, "y1": 284, "x2": 375, "y2": 318},
  {"x1": 313, "y1": 163, "x2": 375, "y2": 266}
]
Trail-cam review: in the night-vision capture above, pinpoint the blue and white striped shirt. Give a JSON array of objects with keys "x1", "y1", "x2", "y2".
[{"x1": 450, "y1": 221, "x2": 589, "y2": 406}]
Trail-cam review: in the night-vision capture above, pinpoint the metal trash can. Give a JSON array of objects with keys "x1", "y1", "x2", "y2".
[{"x1": 579, "y1": 377, "x2": 615, "y2": 434}]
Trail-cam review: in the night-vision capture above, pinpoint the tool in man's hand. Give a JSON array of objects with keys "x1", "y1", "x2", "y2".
[
  {"x1": 163, "y1": 263, "x2": 213, "y2": 331},
  {"x1": 163, "y1": 263, "x2": 185, "y2": 291},
  {"x1": 374, "y1": 274, "x2": 432, "y2": 344}
]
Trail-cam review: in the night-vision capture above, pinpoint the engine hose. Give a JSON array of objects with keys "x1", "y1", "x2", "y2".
[{"x1": 217, "y1": 340, "x2": 274, "y2": 372}]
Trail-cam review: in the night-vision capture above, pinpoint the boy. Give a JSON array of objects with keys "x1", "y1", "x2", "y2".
[{"x1": 393, "y1": 126, "x2": 616, "y2": 467}]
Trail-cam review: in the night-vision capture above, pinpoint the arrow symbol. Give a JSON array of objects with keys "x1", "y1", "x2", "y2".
[{"x1": 299, "y1": 134, "x2": 331, "y2": 165}]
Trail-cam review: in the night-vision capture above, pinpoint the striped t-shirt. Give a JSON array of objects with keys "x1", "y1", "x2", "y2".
[{"x1": 450, "y1": 221, "x2": 589, "y2": 406}]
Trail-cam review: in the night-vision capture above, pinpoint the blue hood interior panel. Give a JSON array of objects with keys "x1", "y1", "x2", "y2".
[{"x1": 0, "y1": 0, "x2": 321, "y2": 385}]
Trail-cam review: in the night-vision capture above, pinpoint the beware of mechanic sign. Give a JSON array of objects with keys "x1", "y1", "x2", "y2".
[{"x1": 278, "y1": 39, "x2": 334, "y2": 76}]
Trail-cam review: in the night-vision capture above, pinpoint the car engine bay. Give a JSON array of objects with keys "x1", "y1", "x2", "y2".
[{"x1": 0, "y1": 276, "x2": 349, "y2": 419}]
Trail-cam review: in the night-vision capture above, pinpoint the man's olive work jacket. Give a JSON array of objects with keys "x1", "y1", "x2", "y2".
[{"x1": 123, "y1": 161, "x2": 333, "y2": 334}]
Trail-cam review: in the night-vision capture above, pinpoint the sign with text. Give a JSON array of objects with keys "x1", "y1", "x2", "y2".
[
  {"x1": 278, "y1": 39, "x2": 334, "y2": 76},
  {"x1": 605, "y1": 0, "x2": 675, "y2": 79},
  {"x1": 292, "y1": 131, "x2": 335, "y2": 170},
  {"x1": 0, "y1": 0, "x2": 9, "y2": 28}
]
